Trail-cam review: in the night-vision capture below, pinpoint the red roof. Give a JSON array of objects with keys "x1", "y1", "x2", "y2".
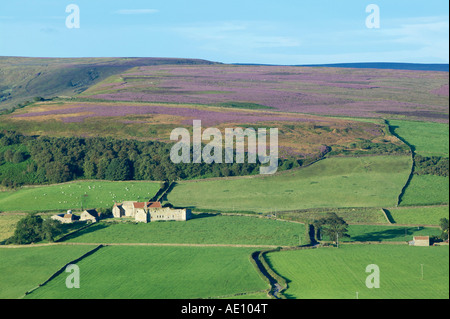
[
  {"x1": 133, "y1": 202, "x2": 146, "y2": 209},
  {"x1": 414, "y1": 236, "x2": 430, "y2": 240},
  {"x1": 148, "y1": 202, "x2": 162, "y2": 208},
  {"x1": 133, "y1": 202, "x2": 162, "y2": 209}
]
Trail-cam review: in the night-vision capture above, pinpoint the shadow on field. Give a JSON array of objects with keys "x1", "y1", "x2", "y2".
[
  {"x1": 350, "y1": 227, "x2": 426, "y2": 242},
  {"x1": 59, "y1": 222, "x2": 109, "y2": 242},
  {"x1": 190, "y1": 212, "x2": 220, "y2": 220}
]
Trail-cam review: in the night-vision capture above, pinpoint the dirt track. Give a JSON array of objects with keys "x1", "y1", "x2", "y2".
[{"x1": 0, "y1": 242, "x2": 287, "y2": 249}]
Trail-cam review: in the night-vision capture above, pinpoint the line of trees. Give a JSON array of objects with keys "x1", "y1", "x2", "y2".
[
  {"x1": 0, "y1": 130, "x2": 302, "y2": 187},
  {"x1": 327, "y1": 139, "x2": 411, "y2": 156}
]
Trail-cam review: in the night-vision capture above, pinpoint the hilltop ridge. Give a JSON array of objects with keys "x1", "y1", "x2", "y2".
[{"x1": 0, "y1": 57, "x2": 218, "y2": 110}]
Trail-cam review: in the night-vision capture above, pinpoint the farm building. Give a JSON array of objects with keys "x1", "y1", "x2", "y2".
[
  {"x1": 80, "y1": 209, "x2": 99, "y2": 223},
  {"x1": 51, "y1": 211, "x2": 79, "y2": 224},
  {"x1": 113, "y1": 201, "x2": 162, "y2": 218},
  {"x1": 410, "y1": 236, "x2": 430, "y2": 247},
  {"x1": 52, "y1": 209, "x2": 99, "y2": 224},
  {"x1": 148, "y1": 207, "x2": 191, "y2": 222},
  {"x1": 112, "y1": 201, "x2": 191, "y2": 223}
]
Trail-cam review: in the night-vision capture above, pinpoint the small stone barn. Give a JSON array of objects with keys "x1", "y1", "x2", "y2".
[
  {"x1": 412, "y1": 236, "x2": 430, "y2": 247},
  {"x1": 51, "y1": 211, "x2": 78, "y2": 224},
  {"x1": 80, "y1": 209, "x2": 99, "y2": 223}
]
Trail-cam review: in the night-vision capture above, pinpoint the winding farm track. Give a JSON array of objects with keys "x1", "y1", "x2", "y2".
[{"x1": 0, "y1": 242, "x2": 288, "y2": 249}]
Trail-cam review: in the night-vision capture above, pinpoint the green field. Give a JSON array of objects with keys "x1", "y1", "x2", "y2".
[
  {"x1": 62, "y1": 215, "x2": 306, "y2": 247},
  {"x1": 0, "y1": 181, "x2": 160, "y2": 212},
  {"x1": 166, "y1": 156, "x2": 412, "y2": 213},
  {"x1": 25, "y1": 246, "x2": 268, "y2": 299},
  {"x1": 266, "y1": 245, "x2": 449, "y2": 299},
  {"x1": 386, "y1": 206, "x2": 449, "y2": 225},
  {"x1": 0, "y1": 213, "x2": 23, "y2": 241},
  {"x1": 0, "y1": 245, "x2": 97, "y2": 299},
  {"x1": 389, "y1": 120, "x2": 449, "y2": 157},
  {"x1": 400, "y1": 175, "x2": 449, "y2": 206},
  {"x1": 388, "y1": 120, "x2": 449, "y2": 207}
]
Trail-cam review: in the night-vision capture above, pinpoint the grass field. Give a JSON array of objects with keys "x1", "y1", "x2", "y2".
[
  {"x1": 0, "y1": 180, "x2": 160, "y2": 212},
  {"x1": 386, "y1": 206, "x2": 449, "y2": 225},
  {"x1": 387, "y1": 120, "x2": 449, "y2": 207},
  {"x1": 400, "y1": 175, "x2": 449, "y2": 206},
  {"x1": 62, "y1": 215, "x2": 306, "y2": 247},
  {"x1": 166, "y1": 156, "x2": 412, "y2": 213},
  {"x1": 25, "y1": 246, "x2": 268, "y2": 299},
  {"x1": 0, "y1": 213, "x2": 24, "y2": 241},
  {"x1": 266, "y1": 245, "x2": 449, "y2": 299},
  {"x1": 0, "y1": 245, "x2": 97, "y2": 299},
  {"x1": 389, "y1": 120, "x2": 449, "y2": 157}
]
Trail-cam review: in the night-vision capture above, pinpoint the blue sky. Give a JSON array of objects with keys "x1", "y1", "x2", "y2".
[{"x1": 0, "y1": 0, "x2": 448, "y2": 64}]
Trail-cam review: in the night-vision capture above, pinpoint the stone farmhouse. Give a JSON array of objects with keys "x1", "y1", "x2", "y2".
[{"x1": 112, "y1": 201, "x2": 191, "y2": 223}]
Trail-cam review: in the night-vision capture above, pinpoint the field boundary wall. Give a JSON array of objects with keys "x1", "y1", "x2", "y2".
[{"x1": 21, "y1": 244, "x2": 104, "y2": 298}]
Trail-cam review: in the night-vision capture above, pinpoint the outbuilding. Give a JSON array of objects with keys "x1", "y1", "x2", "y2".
[
  {"x1": 80, "y1": 209, "x2": 99, "y2": 223},
  {"x1": 412, "y1": 236, "x2": 430, "y2": 247}
]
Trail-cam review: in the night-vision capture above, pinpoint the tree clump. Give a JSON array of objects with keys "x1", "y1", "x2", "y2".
[{"x1": 4, "y1": 214, "x2": 62, "y2": 245}]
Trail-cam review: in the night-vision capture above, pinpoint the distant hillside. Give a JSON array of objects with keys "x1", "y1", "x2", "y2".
[
  {"x1": 0, "y1": 57, "x2": 217, "y2": 110},
  {"x1": 234, "y1": 62, "x2": 449, "y2": 72},
  {"x1": 298, "y1": 62, "x2": 449, "y2": 72}
]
